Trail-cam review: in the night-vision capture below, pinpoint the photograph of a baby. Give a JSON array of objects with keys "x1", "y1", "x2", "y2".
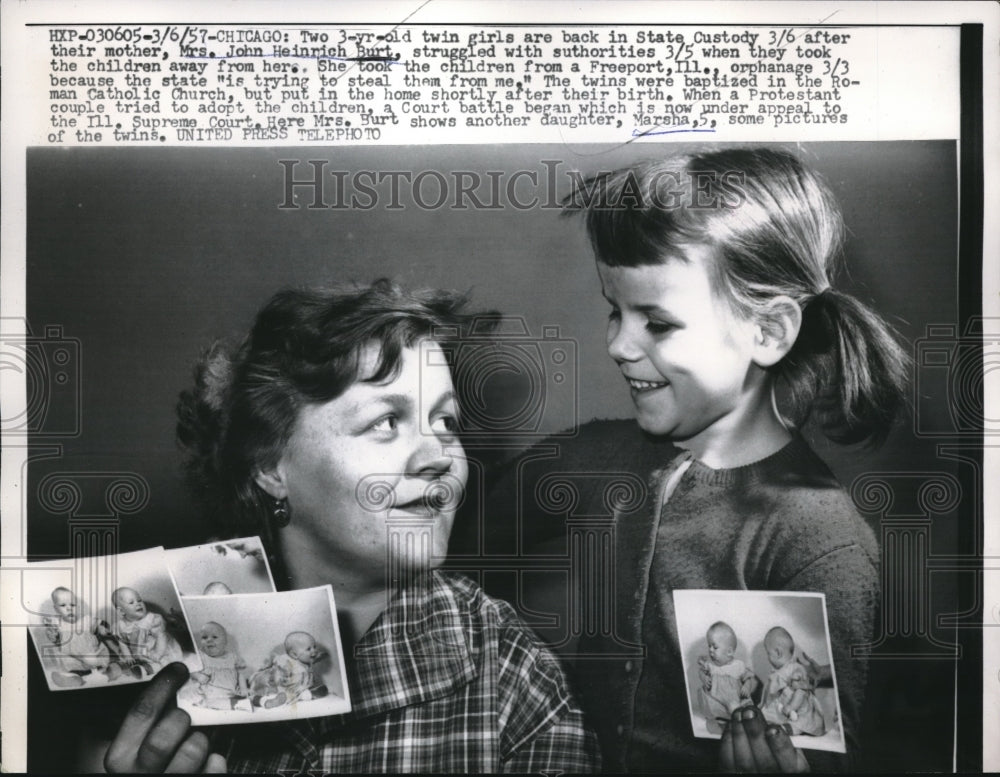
[
  {"x1": 189, "y1": 621, "x2": 250, "y2": 711},
  {"x1": 110, "y1": 586, "x2": 185, "y2": 671},
  {"x1": 760, "y1": 625, "x2": 827, "y2": 737},
  {"x1": 165, "y1": 536, "x2": 276, "y2": 597},
  {"x1": 42, "y1": 586, "x2": 129, "y2": 687},
  {"x1": 177, "y1": 586, "x2": 350, "y2": 725},
  {"x1": 26, "y1": 548, "x2": 198, "y2": 691},
  {"x1": 247, "y1": 631, "x2": 330, "y2": 710},
  {"x1": 696, "y1": 621, "x2": 760, "y2": 733},
  {"x1": 674, "y1": 590, "x2": 844, "y2": 753}
]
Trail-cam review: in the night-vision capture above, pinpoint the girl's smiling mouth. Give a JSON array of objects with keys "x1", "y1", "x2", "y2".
[{"x1": 625, "y1": 376, "x2": 669, "y2": 391}]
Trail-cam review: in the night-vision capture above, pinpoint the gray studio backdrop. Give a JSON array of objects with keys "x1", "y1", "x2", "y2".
[{"x1": 26, "y1": 140, "x2": 956, "y2": 552}]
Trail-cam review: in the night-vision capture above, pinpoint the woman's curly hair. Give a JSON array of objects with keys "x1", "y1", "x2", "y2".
[{"x1": 176, "y1": 278, "x2": 490, "y2": 539}]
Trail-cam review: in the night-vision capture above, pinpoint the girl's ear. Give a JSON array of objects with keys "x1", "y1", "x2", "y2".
[
  {"x1": 254, "y1": 464, "x2": 288, "y2": 500},
  {"x1": 752, "y1": 296, "x2": 802, "y2": 368}
]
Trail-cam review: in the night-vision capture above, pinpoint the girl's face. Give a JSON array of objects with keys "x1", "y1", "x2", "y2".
[
  {"x1": 259, "y1": 341, "x2": 466, "y2": 592},
  {"x1": 597, "y1": 248, "x2": 762, "y2": 459}
]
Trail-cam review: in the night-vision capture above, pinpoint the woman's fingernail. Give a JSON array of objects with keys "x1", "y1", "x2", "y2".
[
  {"x1": 766, "y1": 725, "x2": 780, "y2": 737},
  {"x1": 740, "y1": 707, "x2": 755, "y2": 720}
]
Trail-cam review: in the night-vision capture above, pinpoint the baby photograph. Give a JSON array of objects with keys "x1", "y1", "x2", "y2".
[
  {"x1": 176, "y1": 586, "x2": 351, "y2": 725},
  {"x1": 25, "y1": 547, "x2": 199, "y2": 691},
  {"x1": 673, "y1": 589, "x2": 845, "y2": 754},
  {"x1": 165, "y1": 536, "x2": 276, "y2": 596}
]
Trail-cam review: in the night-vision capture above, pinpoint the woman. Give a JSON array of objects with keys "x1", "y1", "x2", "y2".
[
  {"x1": 102, "y1": 279, "x2": 797, "y2": 773},
  {"x1": 106, "y1": 280, "x2": 597, "y2": 773}
]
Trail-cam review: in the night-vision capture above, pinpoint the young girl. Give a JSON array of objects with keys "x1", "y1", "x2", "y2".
[{"x1": 548, "y1": 147, "x2": 908, "y2": 771}]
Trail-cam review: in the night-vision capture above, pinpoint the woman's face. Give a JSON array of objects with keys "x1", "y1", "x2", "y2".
[{"x1": 259, "y1": 340, "x2": 466, "y2": 591}]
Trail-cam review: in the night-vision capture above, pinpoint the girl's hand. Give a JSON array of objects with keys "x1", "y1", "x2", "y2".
[
  {"x1": 719, "y1": 706, "x2": 809, "y2": 772},
  {"x1": 795, "y1": 651, "x2": 833, "y2": 688},
  {"x1": 104, "y1": 663, "x2": 226, "y2": 773}
]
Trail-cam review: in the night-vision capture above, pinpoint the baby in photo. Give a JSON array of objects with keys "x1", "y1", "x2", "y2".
[
  {"x1": 697, "y1": 621, "x2": 759, "y2": 733},
  {"x1": 189, "y1": 621, "x2": 250, "y2": 711},
  {"x1": 42, "y1": 587, "x2": 122, "y2": 687},
  {"x1": 111, "y1": 586, "x2": 184, "y2": 672},
  {"x1": 761, "y1": 626, "x2": 826, "y2": 736},
  {"x1": 249, "y1": 631, "x2": 329, "y2": 709}
]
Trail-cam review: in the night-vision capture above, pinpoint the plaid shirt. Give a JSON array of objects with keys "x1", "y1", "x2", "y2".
[{"x1": 225, "y1": 572, "x2": 600, "y2": 773}]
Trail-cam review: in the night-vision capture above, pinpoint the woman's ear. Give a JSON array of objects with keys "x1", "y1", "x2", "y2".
[
  {"x1": 752, "y1": 296, "x2": 802, "y2": 368},
  {"x1": 254, "y1": 465, "x2": 288, "y2": 500}
]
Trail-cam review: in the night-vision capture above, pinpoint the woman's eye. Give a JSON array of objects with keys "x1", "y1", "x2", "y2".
[
  {"x1": 607, "y1": 307, "x2": 621, "y2": 321},
  {"x1": 431, "y1": 415, "x2": 460, "y2": 435},
  {"x1": 369, "y1": 415, "x2": 398, "y2": 433}
]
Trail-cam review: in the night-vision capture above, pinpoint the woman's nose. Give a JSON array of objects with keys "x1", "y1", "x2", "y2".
[{"x1": 408, "y1": 433, "x2": 455, "y2": 479}]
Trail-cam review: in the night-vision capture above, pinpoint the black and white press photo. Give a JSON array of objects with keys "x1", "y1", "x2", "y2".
[{"x1": 1, "y1": 1, "x2": 994, "y2": 772}]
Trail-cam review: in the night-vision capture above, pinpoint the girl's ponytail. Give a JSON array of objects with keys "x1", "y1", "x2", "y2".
[{"x1": 782, "y1": 288, "x2": 910, "y2": 446}]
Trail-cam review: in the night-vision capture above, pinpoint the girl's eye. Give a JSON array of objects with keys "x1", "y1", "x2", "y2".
[{"x1": 645, "y1": 320, "x2": 675, "y2": 335}]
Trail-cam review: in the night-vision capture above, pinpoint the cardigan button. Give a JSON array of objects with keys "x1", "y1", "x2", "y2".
[
  {"x1": 616, "y1": 724, "x2": 625, "y2": 737},
  {"x1": 624, "y1": 660, "x2": 634, "y2": 673}
]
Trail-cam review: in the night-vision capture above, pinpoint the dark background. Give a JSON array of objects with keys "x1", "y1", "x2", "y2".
[{"x1": 25, "y1": 141, "x2": 967, "y2": 770}]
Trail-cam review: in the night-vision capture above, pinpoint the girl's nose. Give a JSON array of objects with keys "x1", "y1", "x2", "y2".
[{"x1": 607, "y1": 318, "x2": 642, "y2": 363}]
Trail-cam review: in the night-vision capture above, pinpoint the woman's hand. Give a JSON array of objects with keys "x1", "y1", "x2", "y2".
[
  {"x1": 719, "y1": 706, "x2": 809, "y2": 772},
  {"x1": 104, "y1": 663, "x2": 226, "y2": 773}
]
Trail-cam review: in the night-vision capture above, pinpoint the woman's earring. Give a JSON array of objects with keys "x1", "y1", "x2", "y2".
[{"x1": 273, "y1": 498, "x2": 291, "y2": 528}]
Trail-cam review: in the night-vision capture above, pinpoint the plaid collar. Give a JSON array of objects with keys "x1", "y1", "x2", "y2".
[
  {"x1": 346, "y1": 571, "x2": 480, "y2": 717},
  {"x1": 277, "y1": 572, "x2": 480, "y2": 760}
]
